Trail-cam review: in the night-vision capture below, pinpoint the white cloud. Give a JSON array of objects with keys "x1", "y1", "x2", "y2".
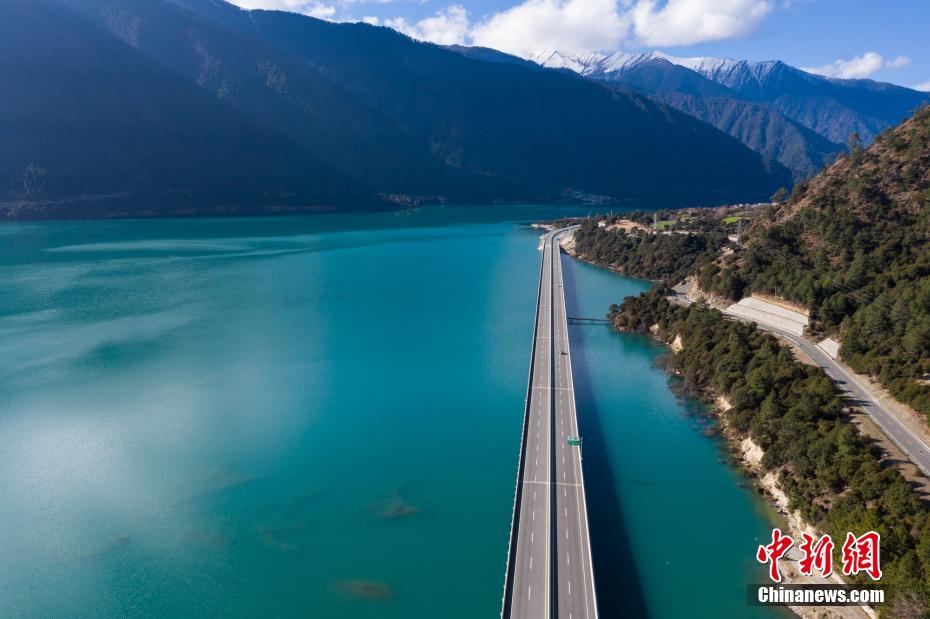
[
  {"x1": 802, "y1": 52, "x2": 911, "y2": 79},
  {"x1": 469, "y1": 0, "x2": 773, "y2": 56},
  {"x1": 385, "y1": 5, "x2": 470, "y2": 45},
  {"x1": 915, "y1": 81, "x2": 930, "y2": 92},
  {"x1": 629, "y1": 0, "x2": 772, "y2": 47},
  {"x1": 228, "y1": 0, "x2": 386, "y2": 20},
  {"x1": 306, "y1": 3, "x2": 337, "y2": 18},
  {"x1": 361, "y1": 15, "x2": 380, "y2": 25},
  {"x1": 387, "y1": 0, "x2": 775, "y2": 58},
  {"x1": 471, "y1": 0, "x2": 628, "y2": 57},
  {"x1": 227, "y1": 0, "x2": 782, "y2": 58},
  {"x1": 886, "y1": 55, "x2": 911, "y2": 69},
  {"x1": 231, "y1": 0, "x2": 334, "y2": 17}
]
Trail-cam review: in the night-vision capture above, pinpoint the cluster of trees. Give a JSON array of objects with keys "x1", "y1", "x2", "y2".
[
  {"x1": 603, "y1": 207, "x2": 755, "y2": 233},
  {"x1": 611, "y1": 290, "x2": 930, "y2": 612},
  {"x1": 572, "y1": 220, "x2": 728, "y2": 285}
]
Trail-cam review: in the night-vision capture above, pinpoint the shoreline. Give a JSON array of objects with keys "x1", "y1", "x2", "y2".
[{"x1": 556, "y1": 230, "x2": 875, "y2": 619}]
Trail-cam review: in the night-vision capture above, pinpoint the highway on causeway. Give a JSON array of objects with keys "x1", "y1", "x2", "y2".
[{"x1": 502, "y1": 228, "x2": 598, "y2": 619}]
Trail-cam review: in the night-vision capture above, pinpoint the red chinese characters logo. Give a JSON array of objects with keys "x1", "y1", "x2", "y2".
[
  {"x1": 841, "y1": 531, "x2": 882, "y2": 580},
  {"x1": 798, "y1": 532, "x2": 834, "y2": 577},
  {"x1": 757, "y1": 529, "x2": 882, "y2": 582},
  {"x1": 756, "y1": 528, "x2": 793, "y2": 582}
]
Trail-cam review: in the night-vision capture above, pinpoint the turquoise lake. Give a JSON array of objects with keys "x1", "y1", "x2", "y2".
[{"x1": 0, "y1": 206, "x2": 778, "y2": 617}]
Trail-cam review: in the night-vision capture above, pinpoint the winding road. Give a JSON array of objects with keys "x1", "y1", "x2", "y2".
[{"x1": 671, "y1": 291, "x2": 930, "y2": 477}]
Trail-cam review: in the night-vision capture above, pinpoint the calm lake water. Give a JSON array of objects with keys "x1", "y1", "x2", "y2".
[{"x1": 0, "y1": 206, "x2": 776, "y2": 617}]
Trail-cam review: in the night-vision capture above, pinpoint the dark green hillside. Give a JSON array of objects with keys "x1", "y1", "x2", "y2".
[
  {"x1": 59, "y1": 0, "x2": 466, "y2": 200},
  {"x1": 573, "y1": 221, "x2": 729, "y2": 284},
  {"x1": 700, "y1": 107, "x2": 930, "y2": 414},
  {"x1": 179, "y1": 0, "x2": 790, "y2": 199},
  {"x1": 0, "y1": 0, "x2": 367, "y2": 218}
]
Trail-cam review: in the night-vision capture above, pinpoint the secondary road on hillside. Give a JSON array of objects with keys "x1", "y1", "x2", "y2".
[
  {"x1": 735, "y1": 316, "x2": 930, "y2": 478},
  {"x1": 671, "y1": 292, "x2": 930, "y2": 477},
  {"x1": 503, "y1": 228, "x2": 597, "y2": 619}
]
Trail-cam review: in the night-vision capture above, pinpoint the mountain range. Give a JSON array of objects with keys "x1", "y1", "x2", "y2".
[
  {"x1": 0, "y1": 0, "x2": 787, "y2": 219},
  {"x1": 530, "y1": 50, "x2": 930, "y2": 181}
]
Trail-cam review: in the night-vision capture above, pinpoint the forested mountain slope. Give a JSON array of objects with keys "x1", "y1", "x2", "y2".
[
  {"x1": 699, "y1": 107, "x2": 930, "y2": 414},
  {"x1": 171, "y1": 0, "x2": 788, "y2": 199},
  {"x1": 0, "y1": 0, "x2": 366, "y2": 218}
]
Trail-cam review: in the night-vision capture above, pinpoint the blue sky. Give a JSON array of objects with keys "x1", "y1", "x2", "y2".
[{"x1": 229, "y1": 0, "x2": 930, "y2": 90}]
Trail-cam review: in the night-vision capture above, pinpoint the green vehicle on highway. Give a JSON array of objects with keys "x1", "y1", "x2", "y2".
[{"x1": 567, "y1": 436, "x2": 582, "y2": 446}]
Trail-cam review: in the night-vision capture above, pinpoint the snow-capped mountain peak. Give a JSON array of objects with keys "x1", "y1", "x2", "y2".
[
  {"x1": 531, "y1": 50, "x2": 665, "y2": 76},
  {"x1": 531, "y1": 49, "x2": 786, "y2": 91},
  {"x1": 660, "y1": 54, "x2": 785, "y2": 89},
  {"x1": 529, "y1": 49, "x2": 606, "y2": 74}
]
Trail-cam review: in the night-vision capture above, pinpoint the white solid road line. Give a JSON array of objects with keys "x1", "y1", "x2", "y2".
[
  {"x1": 505, "y1": 229, "x2": 595, "y2": 619},
  {"x1": 553, "y1": 228, "x2": 597, "y2": 619},
  {"x1": 679, "y1": 294, "x2": 930, "y2": 478}
]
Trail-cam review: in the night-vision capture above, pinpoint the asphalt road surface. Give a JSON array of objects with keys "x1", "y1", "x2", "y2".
[
  {"x1": 503, "y1": 229, "x2": 597, "y2": 619},
  {"x1": 671, "y1": 292, "x2": 930, "y2": 478},
  {"x1": 733, "y1": 312, "x2": 930, "y2": 478}
]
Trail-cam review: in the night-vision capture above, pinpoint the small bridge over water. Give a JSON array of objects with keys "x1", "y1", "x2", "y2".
[{"x1": 566, "y1": 317, "x2": 609, "y2": 325}]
